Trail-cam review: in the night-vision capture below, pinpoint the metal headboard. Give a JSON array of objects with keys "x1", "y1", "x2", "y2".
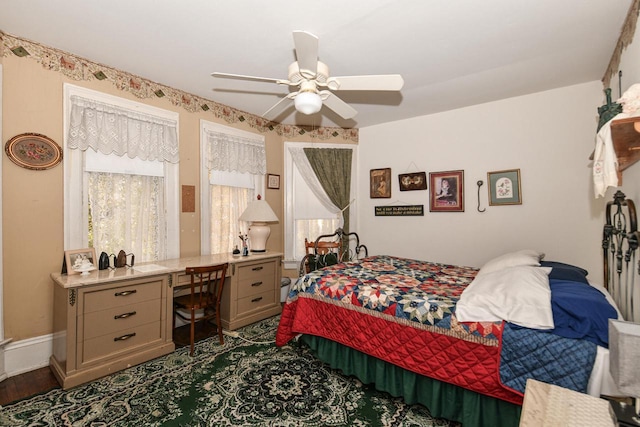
[
  {"x1": 603, "y1": 190, "x2": 639, "y2": 321},
  {"x1": 299, "y1": 228, "x2": 368, "y2": 277}
]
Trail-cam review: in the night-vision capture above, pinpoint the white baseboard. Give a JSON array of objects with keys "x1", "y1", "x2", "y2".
[
  {"x1": 4, "y1": 334, "x2": 52, "y2": 377},
  {"x1": 0, "y1": 338, "x2": 11, "y2": 382}
]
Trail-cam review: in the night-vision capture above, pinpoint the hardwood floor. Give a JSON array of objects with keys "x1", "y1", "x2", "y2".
[{"x1": 0, "y1": 322, "x2": 219, "y2": 406}]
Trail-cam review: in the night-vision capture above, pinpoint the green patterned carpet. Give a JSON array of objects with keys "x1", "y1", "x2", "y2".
[{"x1": 0, "y1": 316, "x2": 457, "y2": 426}]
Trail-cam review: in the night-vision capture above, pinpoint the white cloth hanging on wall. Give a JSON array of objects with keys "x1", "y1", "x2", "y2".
[
  {"x1": 593, "y1": 84, "x2": 640, "y2": 198},
  {"x1": 593, "y1": 113, "x2": 624, "y2": 198}
]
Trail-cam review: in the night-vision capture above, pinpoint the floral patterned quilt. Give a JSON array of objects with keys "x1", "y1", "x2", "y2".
[
  {"x1": 277, "y1": 255, "x2": 600, "y2": 405},
  {"x1": 276, "y1": 255, "x2": 519, "y2": 403},
  {"x1": 292, "y1": 255, "x2": 500, "y2": 339}
]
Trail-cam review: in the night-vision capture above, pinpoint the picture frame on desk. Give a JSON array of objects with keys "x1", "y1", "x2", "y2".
[{"x1": 63, "y1": 248, "x2": 97, "y2": 275}]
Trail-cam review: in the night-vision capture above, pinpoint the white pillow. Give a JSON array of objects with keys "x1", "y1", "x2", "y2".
[
  {"x1": 477, "y1": 249, "x2": 544, "y2": 276},
  {"x1": 456, "y1": 265, "x2": 554, "y2": 329}
]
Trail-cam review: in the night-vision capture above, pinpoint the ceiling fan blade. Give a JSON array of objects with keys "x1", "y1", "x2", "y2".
[
  {"x1": 211, "y1": 72, "x2": 289, "y2": 85},
  {"x1": 292, "y1": 31, "x2": 319, "y2": 78},
  {"x1": 263, "y1": 95, "x2": 295, "y2": 121},
  {"x1": 327, "y1": 74, "x2": 404, "y2": 91},
  {"x1": 321, "y1": 92, "x2": 358, "y2": 120}
]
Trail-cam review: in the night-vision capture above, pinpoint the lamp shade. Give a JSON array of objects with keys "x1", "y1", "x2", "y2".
[
  {"x1": 609, "y1": 319, "x2": 640, "y2": 396},
  {"x1": 294, "y1": 92, "x2": 322, "y2": 115},
  {"x1": 239, "y1": 198, "x2": 278, "y2": 223}
]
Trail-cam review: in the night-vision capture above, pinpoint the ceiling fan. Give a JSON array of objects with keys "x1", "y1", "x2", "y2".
[{"x1": 211, "y1": 31, "x2": 404, "y2": 121}]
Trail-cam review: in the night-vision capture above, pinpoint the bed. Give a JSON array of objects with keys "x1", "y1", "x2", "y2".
[{"x1": 276, "y1": 203, "x2": 629, "y2": 427}]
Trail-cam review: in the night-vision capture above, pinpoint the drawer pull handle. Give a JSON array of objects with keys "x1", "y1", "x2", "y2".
[
  {"x1": 251, "y1": 281, "x2": 263, "y2": 287},
  {"x1": 252, "y1": 266, "x2": 264, "y2": 271},
  {"x1": 251, "y1": 297, "x2": 263, "y2": 303},
  {"x1": 114, "y1": 332, "x2": 136, "y2": 342},
  {"x1": 114, "y1": 311, "x2": 137, "y2": 320},
  {"x1": 115, "y1": 290, "x2": 137, "y2": 297}
]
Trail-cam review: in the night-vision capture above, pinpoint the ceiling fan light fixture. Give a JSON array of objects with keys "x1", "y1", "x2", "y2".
[{"x1": 294, "y1": 91, "x2": 322, "y2": 115}]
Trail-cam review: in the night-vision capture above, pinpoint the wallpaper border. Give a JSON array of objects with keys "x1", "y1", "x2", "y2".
[{"x1": 0, "y1": 31, "x2": 358, "y2": 142}]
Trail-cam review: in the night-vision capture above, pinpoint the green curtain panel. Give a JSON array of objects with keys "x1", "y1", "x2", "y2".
[{"x1": 303, "y1": 148, "x2": 352, "y2": 241}]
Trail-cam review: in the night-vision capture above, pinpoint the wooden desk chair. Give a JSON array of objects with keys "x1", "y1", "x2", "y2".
[
  {"x1": 302, "y1": 235, "x2": 344, "y2": 274},
  {"x1": 300, "y1": 228, "x2": 368, "y2": 276},
  {"x1": 173, "y1": 263, "x2": 228, "y2": 356}
]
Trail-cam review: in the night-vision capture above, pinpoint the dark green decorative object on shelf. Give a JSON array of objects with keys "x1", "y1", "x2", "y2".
[{"x1": 597, "y1": 88, "x2": 623, "y2": 131}]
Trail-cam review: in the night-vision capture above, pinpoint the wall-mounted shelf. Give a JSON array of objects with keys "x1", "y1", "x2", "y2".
[{"x1": 611, "y1": 116, "x2": 640, "y2": 183}]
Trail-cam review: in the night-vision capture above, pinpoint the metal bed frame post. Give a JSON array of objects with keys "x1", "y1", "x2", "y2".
[
  {"x1": 299, "y1": 228, "x2": 368, "y2": 277},
  {"x1": 603, "y1": 190, "x2": 638, "y2": 321}
]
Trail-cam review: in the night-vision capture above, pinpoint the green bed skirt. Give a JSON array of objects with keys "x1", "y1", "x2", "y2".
[{"x1": 300, "y1": 334, "x2": 522, "y2": 427}]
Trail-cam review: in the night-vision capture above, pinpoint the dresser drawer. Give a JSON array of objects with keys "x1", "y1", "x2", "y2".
[
  {"x1": 83, "y1": 278, "x2": 163, "y2": 313},
  {"x1": 82, "y1": 299, "x2": 161, "y2": 341},
  {"x1": 237, "y1": 289, "x2": 276, "y2": 314},
  {"x1": 81, "y1": 321, "x2": 161, "y2": 364},
  {"x1": 237, "y1": 262, "x2": 275, "y2": 295}
]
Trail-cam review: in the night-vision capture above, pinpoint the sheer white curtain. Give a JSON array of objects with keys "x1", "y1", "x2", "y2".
[
  {"x1": 88, "y1": 172, "x2": 166, "y2": 261},
  {"x1": 65, "y1": 87, "x2": 179, "y2": 262},
  {"x1": 288, "y1": 147, "x2": 341, "y2": 216},
  {"x1": 210, "y1": 185, "x2": 251, "y2": 254},
  {"x1": 202, "y1": 127, "x2": 266, "y2": 254},
  {"x1": 288, "y1": 147, "x2": 341, "y2": 258}
]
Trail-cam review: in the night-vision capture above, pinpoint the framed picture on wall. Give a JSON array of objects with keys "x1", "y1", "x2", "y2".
[
  {"x1": 429, "y1": 170, "x2": 464, "y2": 212},
  {"x1": 267, "y1": 173, "x2": 280, "y2": 189},
  {"x1": 398, "y1": 172, "x2": 427, "y2": 191},
  {"x1": 487, "y1": 169, "x2": 522, "y2": 205},
  {"x1": 370, "y1": 168, "x2": 391, "y2": 198}
]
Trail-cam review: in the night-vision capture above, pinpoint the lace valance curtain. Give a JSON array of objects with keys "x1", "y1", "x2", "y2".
[
  {"x1": 205, "y1": 130, "x2": 266, "y2": 175},
  {"x1": 68, "y1": 95, "x2": 179, "y2": 163}
]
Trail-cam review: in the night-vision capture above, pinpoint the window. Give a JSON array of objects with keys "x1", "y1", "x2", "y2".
[
  {"x1": 284, "y1": 142, "x2": 357, "y2": 269},
  {"x1": 200, "y1": 121, "x2": 265, "y2": 255},
  {"x1": 63, "y1": 84, "x2": 180, "y2": 261}
]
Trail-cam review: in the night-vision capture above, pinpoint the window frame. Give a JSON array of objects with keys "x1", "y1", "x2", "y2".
[
  {"x1": 283, "y1": 141, "x2": 358, "y2": 269},
  {"x1": 63, "y1": 83, "x2": 180, "y2": 259},
  {"x1": 199, "y1": 120, "x2": 265, "y2": 255}
]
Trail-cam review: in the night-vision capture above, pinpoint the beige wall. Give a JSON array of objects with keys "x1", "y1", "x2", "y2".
[
  {"x1": 359, "y1": 81, "x2": 608, "y2": 280},
  {"x1": 0, "y1": 54, "x2": 347, "y2": 341}
]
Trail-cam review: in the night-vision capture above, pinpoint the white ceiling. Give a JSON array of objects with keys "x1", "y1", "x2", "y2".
[{"x1": 0, "y1": 0, "x2": 632, "y2": 129}]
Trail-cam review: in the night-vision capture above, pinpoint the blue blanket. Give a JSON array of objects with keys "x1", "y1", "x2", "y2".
[
  {"x1": 509, "y1": 279, "x2": 617, "y2": 347},
  {"x1": 547, "y1": 279, "x2": 617, "y2": 347},
  {"x1": 500, "y1": 322, "x2": 597, "y2": 394},
  {"x1": 500, "y1": 280, "x2": 616, "y2": 394}
]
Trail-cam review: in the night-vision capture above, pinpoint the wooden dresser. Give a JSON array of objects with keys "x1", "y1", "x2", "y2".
[{"x1": 50, "y1": 252, "x2": 282, "y2": 389}]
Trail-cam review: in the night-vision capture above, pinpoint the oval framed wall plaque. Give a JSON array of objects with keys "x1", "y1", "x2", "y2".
[{"x1": 5, "y1": 133, "x2": 63, "y2": 170}]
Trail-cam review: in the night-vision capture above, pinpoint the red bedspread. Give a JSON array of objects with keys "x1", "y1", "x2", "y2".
[{"x1": 276, "y1": 255, "x2": 523, "y2": 405}]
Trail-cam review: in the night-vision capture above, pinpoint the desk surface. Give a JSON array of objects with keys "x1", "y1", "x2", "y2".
[{"x1": 51, "y1": 251, "x2": 283, "y2": 289}]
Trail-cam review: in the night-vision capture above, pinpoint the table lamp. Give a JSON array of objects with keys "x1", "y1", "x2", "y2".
[
  {"x1": 609, "y1": 318, "x2": 640, "y2": 426},
  {"x1": 239, "y1": 195, "x2": 279, "y2": 252}
]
